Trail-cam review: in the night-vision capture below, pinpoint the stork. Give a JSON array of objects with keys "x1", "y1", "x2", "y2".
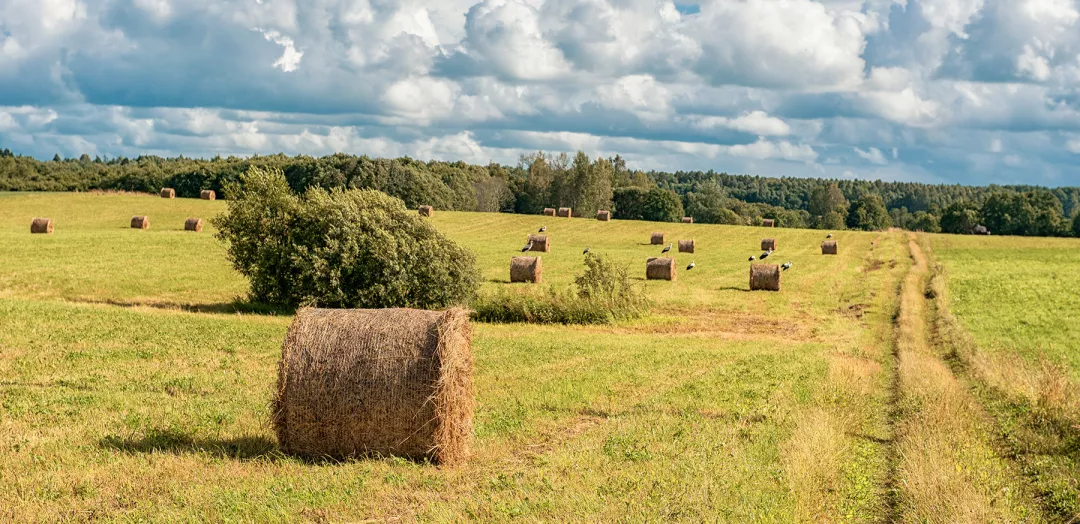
[
  {"x1": 782, "y1": 262, "x2": 792, "y2": 271},
  {"x1": 826, "y1": 233, "x2": 833, "y2": 239},
  {"x1": 521, "y1": 241, "x2": 533, "y2": 252},
  {"x1": 583, "y1": 247, "x2": 591, "y2": 255},
  {"x1": 749, "y1": 256, "x2": 756, "y2": 261},
  {"x1": 760, "y1": 251, "x2": 770, "y2": 260},
  {"x1": 686, "y1": 261, "x2": 696, "y2": 271},
  {"x1": 661, "y1": 243, "x2": 672, "y2": 255},
  {"x1": 538, "y1": 226, "x2": 547, "y2": 233}
]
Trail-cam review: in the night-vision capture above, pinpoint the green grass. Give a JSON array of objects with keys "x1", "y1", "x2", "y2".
[{"x1": 0, "y1": 192, "x2": 916, "y2": 520}]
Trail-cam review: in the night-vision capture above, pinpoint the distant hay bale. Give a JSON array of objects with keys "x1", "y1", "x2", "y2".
[
  {"x1": 682, "y1": 217, "x2": 693, "y2": 224},
  {"x1": 510, "y1": 256, "x2": 542, "y2": 283},
  {"x1": 419, "y1": 205, "x2": 434, "y2": 217},
  {"x1": 160, "y1": 188, "x2": 175, "y2": 199},
  {"x1": 678, "y1": 239, "x2": 695, "y2": 253},
  {"x1": 822, "y1": 240, "x2": 838, "y2": 255},
  {"x1": 762, "y1": 218, "x2": 775, "y2": 227},
  {"x1": 761, "y1": 238, "x2": 777, "y2": 251},
  {"x1": 646, "y1": 257, "x2": 677, "y2": 281},
  {"x1": 650, "y1": 232, "x2": 666, "y2": 245},
  {"x1": 30, "y1": 218, "x2": 53, "y2": 234},
  {"x1": 184, "y1": 218, "x2": 204, "y2": 232},
  {"x1": 750, "y1": 264, "x2": 781, "y2": 291},
  {"x1": 597, "y1": 210, "x2": 611, "y2": 221},
  {"x1": 543, "y1": 208, "x2": 556, "y2": 216},
  {"x1": 200, "y1": 190, "x2": 216, "y2": 200},
  {"x1": 527, "y1": 234, "x2": 550, "y2": 252},
  {"x1": 557, "y1": 207, "x2": 572, "y2": 218},
  {"x1": 272, "y1": 307, "x2": 474, "y2": 465},
  {"x1": 130, "y1": 216, "x2": 150, "y2": 229}
]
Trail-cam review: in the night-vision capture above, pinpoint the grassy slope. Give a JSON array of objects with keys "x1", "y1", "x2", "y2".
[{"x1": 0, "y1": 192, "x2": 959, "y2": 520}]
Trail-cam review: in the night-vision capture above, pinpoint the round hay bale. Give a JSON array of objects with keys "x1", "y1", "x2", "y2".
[
  {"x1": 30, "y1": 218, "x2": 53, "y2": 234},
  {"x1": 510, "y1": 256, "x2": 542, "y2": 283},
  {"x1": 650, "y1": 232, "x2": 666, "y2": 245},
  {"x1": 273, "y1": 307, "x2": 474, "y2": 465},
  {"x1": 160, "y1": 188, "x2": 175, "y2": 199},
  {"x1": 543, "y1": 208, "x2": 556, "y2": 216},
  {"x1": 678, "y1": 239, "x2": 695, "y2": 253},
  {"x1": 681, "y1": 216, "x2": 693, "y2": 224},
  {"x1": 527, "y1": 234, "x2": 550, "y2": 252},
  {"x1": 762, "y1": 218, "x2": 775, "y2": 227},
  {"x1": 200, "y1": 190, "x2": 216, "y2": 200},
  {"x1": 822, "y1": 240, "x2": 838, "y2": 255},
  {"x1": 419, "y1": 205, "x2": 434, "y2": 217},
  {"x1": 184, "y1": 218, "x2": 204, "y2": 232},
  {"x1": 130, "y1": 216, "x2": 150, "y2": 229},
  {"x1": 750, "y1": 264, "x2": 781, "y2": 291},
  {"x1": 557, "y1": 207, "x2": 572, "y2": 218},
  {"x1": 761, "y1": 238, "x2": 777, "y2": 251},
  {"x1": 597, "y1": 210, "x2": 611, "y2": 221},
  {"x1": 646, "y1": 257, "x2": 677, "y2": 281}
]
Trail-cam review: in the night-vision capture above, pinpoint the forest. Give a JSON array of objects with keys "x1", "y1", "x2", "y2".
[{"x1": 2, "y1": 147, "x2": 1078, "y2": 237}]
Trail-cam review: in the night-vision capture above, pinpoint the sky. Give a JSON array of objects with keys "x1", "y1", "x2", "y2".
[{"x1": 2, "y1": 0, "x2": 1080, "y2": 186}]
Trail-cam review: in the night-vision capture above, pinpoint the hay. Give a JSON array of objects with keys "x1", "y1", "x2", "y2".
[
  {"x1": 762, "y1": 218, "x2": 775, "y2": 227},
  {"x1": 185, "y1": 218, "x2": 204, "y2": 232},
  {"x1": 682, "y1": 217, "x2": 693, "y2": 224},
  {"x1": 543, "y1": 208, "x2": 556, "y2": 216},
  {"x1": 510, "y1": 256, "x2": 542, "y2": 283},
  {"x1": 130, "y1": 216, "x2": 150, "y2": 229},
  {"x1": 597, "y1": 210, "x2": 611, "y2": 221},
  {"x1": 761, "y1": 238, "x2": 777, "y2": 251},
  {"x1": 30, "y1": 218, "x2": 53, "y2": 234},
  {"x1": 557, "y1": 207, "x2": 572, "y2": 218},
  {"x1": 650, "y1": 232, "x2": 666, "y2": 245},
  {"x1": 200, "y1": 190, "x2": 216, "y2": 200},
  {"x1": 419, "y1": 205, "x2": 434, "y2": 217},
  {"x1": 750, "y1": 264, "x2": 781, "y2": 291},
  {"x1": 678, "y1": 239, "x2": 695, "y2": 253},
  {"x1": 527, "y1": 234, "x2": 550, "y2": 252},
  {"x1": 160, "y1": 188, "x2": 175, "y2": 199},
  {"x1": 646, "y1": 257, "x2": 677, "y2": 281},
  {"x1": 273, "y1": 307, "x2": 474, "y2": 465},
  {"x1": 822, "y1": 240, "x2": 838, "y2": 255}
]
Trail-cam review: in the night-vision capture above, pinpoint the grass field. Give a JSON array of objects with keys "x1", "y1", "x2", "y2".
[{"x1": 0, "y1": 192, "x2": 1075, "y2": 521}]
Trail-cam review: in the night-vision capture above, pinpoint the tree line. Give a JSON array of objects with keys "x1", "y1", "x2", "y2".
[{"x1": 2, "y1": 147, "x2": 1078, "y2": 237}]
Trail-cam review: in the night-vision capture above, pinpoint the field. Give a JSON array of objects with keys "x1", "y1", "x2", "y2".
[{"x1": 0, "y1": 192, "x2": 1077, "y2": 521}]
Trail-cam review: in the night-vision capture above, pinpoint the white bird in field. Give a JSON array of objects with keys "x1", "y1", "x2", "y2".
[
  {"x1": 826, "y1": 233, "x2": 833, "y2": 239},
  {"x1": 749, "y1": 255, "x2": 756, "y2": 261},
  {"x1": 782, "y1": 262, "x2": 792, "y2": 271},
  {"x1": 538, "y1": 226, "x2": 547, "y2": 233},
  {"x1": 760, "y1": 251, "x2": 770, "y2": 260},
  {"x1": 521, "y1": 241, "x2": 533, "y2": 252},
  {"x1": 686, "y1": 261, "x2": 696, "y2": 271},
  {"x1": 661, "y1": 243, "x2": 672, "y2": 255},
  {"x1": 583, "y1": 247, "x2": 591, "y2": 255}
]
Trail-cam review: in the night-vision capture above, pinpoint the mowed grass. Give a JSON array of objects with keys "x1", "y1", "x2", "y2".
[{"x1": 1, "y1": 192, "x2": 906, "y2": 520}]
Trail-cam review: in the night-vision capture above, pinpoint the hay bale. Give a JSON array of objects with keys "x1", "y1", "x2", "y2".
[
  {"x1": 646, "y1": 257, "x2": 677, "y2": 281},
  {"x1": 419, "y1": 205, "x2": 434, "y2": 217},
  {"x1": 650, "y1": 232, "x2": 666, "y2": 245},
  {"x1": 160, "y1": 188, "x2": 175, "y2": 199},
  {"x1": 130, "y1": 216, "x2": 150, "y2": 229},
  {"x1": 557, "y1": 207, "x2": 572, "y2": 218},
  {"x1": 30, "y1": 218, "x2": 53, "y2": 234},
  {"x1": 822, "y1": 240, "x2": 838, "y2": 255},
  {"x1": 185, "y1": 218, "x2": 204, "y2": 232},
  {"x1": 597, "y1": 210, "x2": 611, "y2": 221},
  {"x1": 527, "y1": 234, "x2": 550, "y2": 252},
  {"x1": 750, "y1": 264, "x2": 781, "y2": 291},
  {"x1": 200, "y1": 190, "x2": 216, "y2": 200},
  {"x1": 761, "y1": 238, "x2": 777, "y2": 251},
  {"x1": 510, "y1": 256, "x2": 542, "y2": 283},
  {"x1": 762, "y1": 218, "x2": 775, "y2": 227},
  {"x1": 273, "y1": 307, "x2": 473, "y2": 465},
  {"x1": 678, "y1": 239, "x2": 695, "y2": 253},
  {"x1": 543, "y1": 208, "x2": 556, "y2": 216},
  {"x1": 682, "y1": 217, "x2": 693, "y2": 224}
]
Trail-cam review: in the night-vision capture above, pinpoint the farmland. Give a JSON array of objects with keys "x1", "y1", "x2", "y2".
[{"x1": 0, "y1": 192, "x2": 1077, "y2": 521}]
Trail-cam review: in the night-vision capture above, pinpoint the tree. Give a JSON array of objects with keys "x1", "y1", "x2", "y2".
[
  {"x1": 1073, "y1": 213, "x2": 1080, "y2": 237},
  {"x1": 642, "y1": 187, "x2": 684, "y2": 222},
  {"x1": 821, "y1": 211, "x2": 846, "y2": 230},
  {"x1": 910, "y1": 211, "x2": 941, "y2": 233},
  {"x1": 980, "y1": 190, "x2": 1066, "y2": 237},
  {"x1": 682, "y1": 181, "x2": 729, "y2": 224},
  {"x1": 847, "y1": 194, "x2": 891, "y2": 231},
  {"x1": 940, "y1": 201, "x2": 980, "y2": 234},
  {"x1": 809, "y1": 183, "x2": 849, "y2": 226}
]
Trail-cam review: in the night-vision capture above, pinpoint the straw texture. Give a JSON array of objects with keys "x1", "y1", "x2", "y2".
[
  {"x1": 750, "y1": 264, "x2": 781, "y2": 291},
  {"x1": 527, "y1": 234, "x2": 550, "y2": 252},
  {"x1": 557, "y1": 207, "x2": 572, "y2": 218},
  {"x1": 160, "y1": 188, "x2": 175, "y2": 199},
  {"x1": 678, "y1": 239, "x2": 695, "y2": 253},
  {"x1": 419, "y1": 206, "x2": 434, "y2": 217},
  {"x1": 762, "y1": 218, "x2": 775, "y2": 227},
  {"x1": 130, "y1": 216, "x2": 150, "y2": 229},
  {"x1": 184, "y1": 218, "x2": 204, "y2": 232},
  {"x1": 681, "y1": 217, "x2": 693, "y2": 224},
  {"x1": 650, "y1": 232, "x2": 665, "y2": 245},
  {"x1": 596, "y1": 210, "x2": 611, "y2": 221},
  {"x1": 30, "y1": 218, "x2": 53, "y2": 234},
  {"x1": 510, "y1": 256, "x2": 542, "y2": 283},
  {"x1": 761, "y1": 239, "x2": 777, "y2": 251},
  {"x1": 646, "y1": 257, "x2": 677, "y2": 281},
  {"x1": 200, "y1": 190, "x2": 216, "y2": 200},
  {"x1": 543, "y1": 208, "x2": 556, "y2": 216},
  {"x1": 822, "y1": 240, "x2": 838, "y2": 255}
]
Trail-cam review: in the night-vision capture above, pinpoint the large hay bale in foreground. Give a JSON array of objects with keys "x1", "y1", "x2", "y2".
[
  {"x1": 419, "y1": 205, "x2": 434, "y2": 217},
  {"x1": 822, "y1": 240, "x2": 838, "y2": 255},
  {"x1": 160, "y1": 188, "x2": 175, "y2": 199},
  {"x1": 762, "y1": 218, "x2": 775, "y2": 227},
  {"x1": 185, "y1": 218, "x2": 204, "y2": 232},
  {"x1": 682, "y1": 216, "x2": 693, "y2": 224},
  {"x1": 678, "y1": 239, "x2": 695, "y2": 253},
  {"x1": 761, "y1": 238, "x2": 777, "y2": 251},
  {"x1": 510, "y1": 256, "x2": 542, "y2": 283},
  {"x1": 750, "y1": 264, "x2": 781, "y2": 291},
  {"x1": 597, "y1": 210, "x2": 611, "y2": 221},
  {"x1": 650, "y1": 232, "x2": 666, "y2": 245},
  {"x1": 527, "y1": 234, "x2": 550, "y2": 252},
  {"x1": 557, "y1": 207, "x2": 572, "y2": 218},
  {"x1": 543, "y1": 208, "x2": 556, "y2": 216},
  {"x1": 273, "y1": 307, "x2": 474, "y2": 465},
  {"x1": 30, "y1": 218, "x2": 53, "y2": 234},
  {"x1": 646, "y1": 257, "x2": 677, "y2": 281},
  {"x1": 200, "y1": 190, "x2": 216, "y2": 200},
  {"x1": 130, "y1": 216, "x2": 150, "y2": 229}
]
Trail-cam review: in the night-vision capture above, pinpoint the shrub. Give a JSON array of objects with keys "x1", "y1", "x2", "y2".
[
  {"x1": 212, "y1": 167, "x2": 479, "y2": 309},
  {"x1": 574, "y1": 253, "x2": 650, "y2": 320}
]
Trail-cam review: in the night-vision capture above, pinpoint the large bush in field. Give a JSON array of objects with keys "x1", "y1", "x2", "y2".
[{"x1": 213, "y1": 167, "x2": 479, "y2": 309}]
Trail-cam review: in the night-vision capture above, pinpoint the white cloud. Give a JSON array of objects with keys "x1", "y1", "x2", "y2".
[
  {"x1": 257, "y1": 29, "x2": 304, "y2": 72},
  {"x1": 854, "y1": 146, "x2": 888, "y2": 165}
]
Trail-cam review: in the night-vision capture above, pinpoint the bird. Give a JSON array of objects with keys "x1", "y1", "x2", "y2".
[
  {"x1": 661, "y1": 243, "x2": 672, "y2": 255},
  {"x1": 760, "y1": 251, "x2": 770, "y2": 260},
  {"x1": 538, "y1": 226, "x2": 547, "y2": 233},
  {"x1": 686, "y1": 261, "x2": 695, "y2": 271},
  {"x1": 782, "y1": 262, "x2": 792, "y2": 271},
  {"x1": 583, "y1": 247, "x2": 590, "y2": 255},
  {"x1": 749, "y1": 256, "x2": 756, "y2": 261},
  {"x1": 826, "y1": 233, "x2": 833, "y2": 239},
  {"x1": 521, "y1": 241, "x2": 533, "y2": 252}
]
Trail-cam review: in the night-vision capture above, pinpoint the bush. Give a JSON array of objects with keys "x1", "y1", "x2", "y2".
[
  {"x1": 212, "y1": 167, "x2": 479, "y2": 309},
  {"x1": 574, "y1": 253, "x2": 649, "y2": 320}
]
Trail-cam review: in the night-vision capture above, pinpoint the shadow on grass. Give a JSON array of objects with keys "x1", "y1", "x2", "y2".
[
  {"x1": 100, "y1": 430, "x2": 282, "y2": 462},
  {"x1": 66, "y1": 297, "x2": 294, "y2": 316},
  {"x1": 717, "y1": 286, "x2": 750, "y2": 292}
]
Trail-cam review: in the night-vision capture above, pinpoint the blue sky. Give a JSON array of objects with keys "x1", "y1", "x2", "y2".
[{"x1": 2, "y1": 0, "x2": 1080, "y2": 186}]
